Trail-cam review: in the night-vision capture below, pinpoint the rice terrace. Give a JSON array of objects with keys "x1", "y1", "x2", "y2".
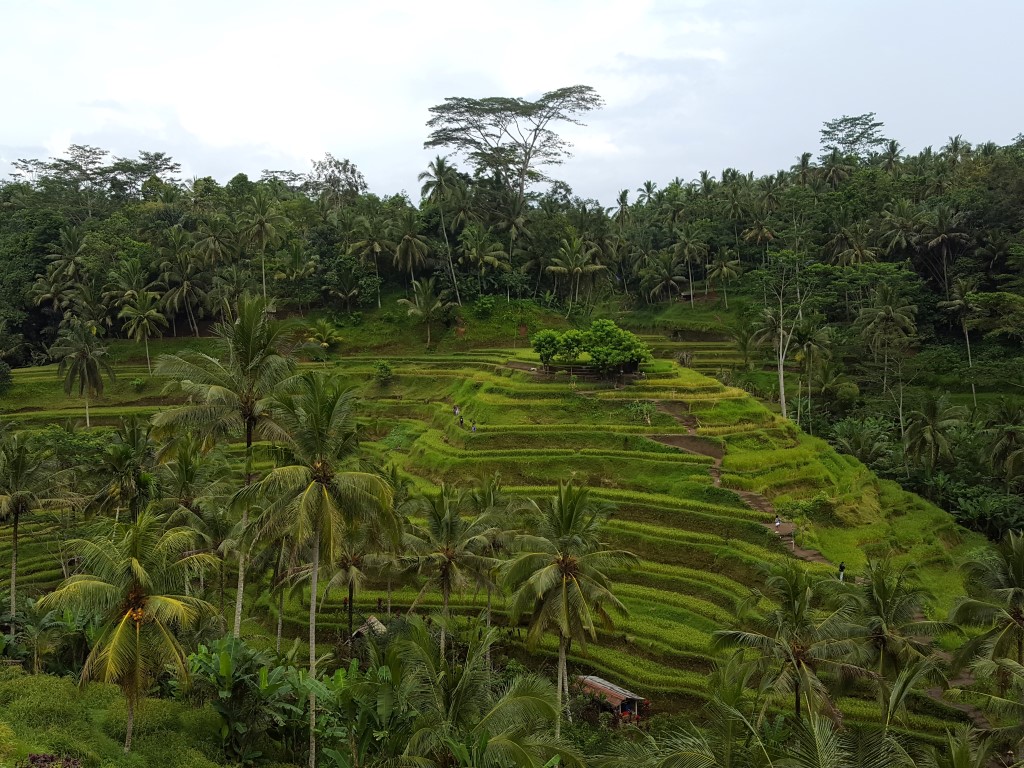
[{"x1": 2, "y1": 12, "x2": 1024, "y2": 767}]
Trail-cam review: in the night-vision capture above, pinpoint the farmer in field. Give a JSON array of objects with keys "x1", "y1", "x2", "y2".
[
  {"x1": 774, "y1": 514, "x2": 781, "y2": 530},
  {"x1": 838, "y1": 561, "x2": 846, "y2": 582},
  {"x1": 459, "y1": 415, "x2": 464, "y2": 428}
]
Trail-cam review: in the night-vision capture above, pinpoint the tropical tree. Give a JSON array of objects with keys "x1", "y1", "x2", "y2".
[
  {"x1": 546, "y1": 234, "x2": 604, "y2": 315},
  {"x1": 938, "y1": 277, "x2": 980, "y2": 407},
  {"x1": 240, "y1": 188, "x2": 287, "y2": 300},
  {"x1": 49, "y1": 318, "x2": 116, "y2": 427},
  {"x1": 707, "y1": 251, "x2": 741, "y2": 309},
  {"x1": 419, "y1": 155, "x2": 462, "y2": 304},
  {"x1": 904, "y1": 395, "x2": 967, "y2": 478},
  {"x1": 402, "y1": 619, "x2": 575, "y2": 768},
  {"x1": 503, "y1": 480, "x2": 635, "y2": 737},
  {"x1": 640, "y1": 250, "x2": 685, "y2": 303},
  {"x1": 390, "y1": 208, "x2": 431, "y2": 284},
  {"x1": 459, "y1": 224, "x2": 509, "y2": 294},
  {"x1": 952, "y1": 532, "x2": 1024, "y2": 666},
  {"x1": 673, "y1": 223, "x2": 709, "y2": 307},
  {"x1": 118, "y1": 291, "x2": 168, "y2": 374},
  {"x1": 855, "y1": 283, "x2": 917, "y2": 394},
  {"x1": 351, "y1": 214, "x2": 393, "y2": 308},
  {"x1": 713, "y1": 560, "x2": 867, "y2": 720},
  {"x1": 405, "y1": 484, "x2": 498, "y2": 657},
  {"x1": 39, "y1": 512, "x2": 216, "y2": 752},
  {"x1": 0, "y1": 434, "x2": 66, "y2": 638},
  {"x1": 154, "y1": 294, "x2": 296, "y2": 638},
  {"x1": 854, "y1": 558, "x2": 956, "y2": 677},
  {"x1": 242, "y1": 371, "x2": 392, "y2": 768},
  {"x1": 397, "y1": 276, "x2": 455, "y2": 347}
]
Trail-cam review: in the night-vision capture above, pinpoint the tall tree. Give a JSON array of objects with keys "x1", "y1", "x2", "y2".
[
  {"x1": 118, "y1": 291, "x2": 168, "y2": 375},
  {"x1": 154, "y1": 295, "x2": 296, "y2": 638},
  {"x1": 240, "y1": 188, "x2": 287, "y2": 300},
  {"x1": 49, "y1": 319, "x2": 116, "y2": 428},
  {"x1": 397, "y1": 276, "x2": 455, "y2": 347},
  {"x1": 242, "y1": 372, "x2": 392, "y2": 768},
  {"x1": 418, "y1": 155, "x2": 463, "y2": 305},
  {"x1": 503, "y1": 480, "x2": 635, "y2": 737},
  {"x1": 425, "y1": 85, "x2": 604, "y2": 212},
  {"x1": 39, "y1": 512, "x2": 215, "y2": 752}
]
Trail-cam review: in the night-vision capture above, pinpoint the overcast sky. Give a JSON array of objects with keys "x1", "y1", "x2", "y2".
[{"x1": 2, "y1": 0, "x2": 1021, "y2": 206}]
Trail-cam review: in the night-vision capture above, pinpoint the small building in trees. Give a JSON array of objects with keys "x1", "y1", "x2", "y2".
[{"x1": 576, "y1": 675, "x2": 649, "y2": 722}]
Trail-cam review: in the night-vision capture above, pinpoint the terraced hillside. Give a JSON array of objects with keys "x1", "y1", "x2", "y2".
[{"x1": 0, "y1": 340, "x2": 984, "y2": 735}]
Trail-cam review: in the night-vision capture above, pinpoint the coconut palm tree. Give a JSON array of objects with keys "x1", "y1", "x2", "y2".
[
  {"x1": 952, "y1": 532, "x2": 1024, "y2": 666},
  {"x1": 924, "y1": 205, "x2": 969, "y2": 299},
  {"x1": 546, "y1": 235, "x2": 604, "y2": 316},
  {"x1": 154, "y1": 294, "x2": 296, "y2": 638},
  {"x1": 39, "y1": 512, "x2": 216, "y2": 752},
  {"x1": 673, "y1": 223, "x2": 709, "y2": 307},
  {"x1": 713, "y1": 561, "x2": 867, "y2": 720},
  {"x1": 503, "y1": 480, "x2": 635, "y2": 737},
  {"x1": 855, "y1": 284, "x2": 917, "y2": 394},
  {"x1": 640, "y1": 250, "x2": 686, "y2": 303},
  {"x1": 459, "y1": 224, "x2": 509, "y2": 294},
  {"x1": 398, "y1": 277, "x2": 455, "y2": 347},
  {"x1": 0, "y1": 433, "x2": 68, "y2": 639},
  {"x1": 707, "y1": 251, "x2": 741, "y2": 309},
  {"x1": 419, "y1": 155, "x2": 462, "y2": 305},
  {"x1": 404, "y1": 484, "x2": 499, "y2": 657},
  {"x1": 390, "y1": 208, "x2": 431, "y2": 284},
  {"x1": 351, "y1": 214, "x2": 394, "y2": 308},
  {"x1": 854, "y1": 558, "x2": 956, "y2": 678},
  {"x1": 93, "y1": 416, "x2": 158, "y2": 525},
  {"x1": 49, "y1": 318, "x2": 116, "y2": 428},
  {"x1": 119, "y1": 291, "x2": 168, "y2": 375},
  {"x1": 938, "y1": 277, "x2": 980, "y2": 407},
  {"x1": 904, "y1": 395, "x2": 967, "y2": 478},
  {"x1": 241, "y1": 371, "x2": 392, "y2": 768},
  {"x1": 402, "y1": 618, "x2": 573, "y2": 768},
  {"x1": 240, "y1": 188, "x2": 287, "y2": 300}
]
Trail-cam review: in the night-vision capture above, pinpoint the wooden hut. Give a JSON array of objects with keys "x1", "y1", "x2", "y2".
[{"x1": 576, "y1": 675, "x2": 649, "y2": 721}]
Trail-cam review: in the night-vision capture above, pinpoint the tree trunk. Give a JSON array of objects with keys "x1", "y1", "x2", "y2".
[
  {"x1": 722, "y1": 282, "x2": 729, "y2": 310},
  {"x1": 963, "y1": 319, "x2": 977, "y2": 408},
  {"x1": 440, "y1": 587, "x2": 448, "y2": 658},
  {"x1": 348, "y1": 580, "x2": 355, "y2": 642},
  {"x1": 426, "y1": 321, "x2": 431, "y2": 347},
  {"x1": 124, "y1": 696, "x2": 135, "y2": 753},
  {"x1": 556, "y1": 635, "x2": 566, "y2": 739},
  {"x1": 687, "y1": 260, "x2": 694, "y2": 308},
  {"x1": 85, "y1": 395, "x2": 90, "y2": 428},
  {"x1": 261, "y1": 246, "x2": 268, "y2": 301},
  {"x1": 794, "y1": 678, "x2": 801, "y2": 720},
  {"x1": 374, "y1": 255, "x2": 381, "y2": 308},
  {"x1": 9, "y1": 509, "x2": 17, "y2": 640},
  {"x1": 276, "y1": 587, "x2": 284, "y2": 654},
  {"x1": 776, "y1": 343, "x2": 788, "y2": 420},
  {"x1": 309, "y1": 534, "x2": 320, "y2": 768},
  {"x1": 144, "y1": 336, "x2": 151, "y2": 376},
  {"x1": 387, "y1": 576, "x2": 392, "y2": 615},
  {"x1": 233, "y1": 423, "x2": 254, "y2": 638},
  {"x1": 439, "y1": 208, "x2": 461, "y2": 306}
]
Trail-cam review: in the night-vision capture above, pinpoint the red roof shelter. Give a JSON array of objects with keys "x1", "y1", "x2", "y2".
[{"x1": 576, "y1": 675, "x2": 649, "y2": 721}]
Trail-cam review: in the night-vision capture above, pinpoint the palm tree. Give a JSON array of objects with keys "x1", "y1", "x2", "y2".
[
  {"x1": 39, "y1": 512, "x2": 216, "y2": 752},
  {"x1": 924, "y1": 205, "x2": 969, "y2": 299},
  {"x1": 93, "y1": 416, "x2": 158, "y2": 525},
  {"x1": 193, "y1": 214, "x2": 238, "y2": 267},
  {"x1": 402, "y1": 618, "x2": 572, "y2": 768},
  {"x1": 274, "y1": 242, "x2": 316, "y2": 312},
  {"x1": 713, "y1": 561, "x2": 867, "y2": 720},
  {"x1": 673, "y1": 223, "x2": 709, "y2": 307},
  {"x1": 880, "y1": 199, "x2": 925, "y2": 258},
  {"x1": 707, "y1": 251, "x2": 741, "y2": 309},
  {"x1": 503, "y1": 480, "x2": 635, "y2": 737},
  {"x1": 390, "y1": 208, "x2": 431, "y2": 284},
  {"x1": 398, "y1": 276, "x2": 455, "y2": 347},
  {"x1": 985, "y1": 400, "x2": 1024, "y2": 489},
  {"x1": 904, "y1": 395, "x2": 967, "y2": 477},
  {"x1": 405, "y1": 484, "x2": 499, "y2": 657},
  {"x1": 791, "y1": 321, "x2": 831, "y2": 433},
  {"x1": 160, "y1": 246, "x2": 208, "y2": 337},
  {"x1": 938, "y1": 277, "x2": 980, "y2": 407},
  {"x1": 49, "y1": 318, "x2": 116, "y2": 428},
  {"x1": 46, "y1": 226, "x2": 88, "y2": 283},
  {"x1": 952, "y1": 532, "x2": 1024, "y2": 666},
  {"x1": 351, "y1": 214, "x2": 394, "y2": 308},
  {"x1": 546, "y1": 235, "x2": 604, "y2": 316},
  {"x1": 856, "y1": 284, "x2": 917, "y2": 393},
  {"x1": 419, "y1": 155, "x2": 462, "y2": 305},
  {"x1": 855, "y1": 558, "x2": 955, "y2": 678},
  {"x1": 119, "y1": 291, "x2": 168, "y2": 374},
  {"x1": 459, "y1": 224, "x2": 509, "y2": 294},
  {"x1": 640, "y1": 250, "x2": 685, "y2": 303},
  {"x1": 154, "y1": 294, "x2": 296, "y2": 638},
  {"x1": 240, "y1": 188, "x2": 287, "y2": 300},
  {"x1": 242, "y1": 371, "x2": 391, "y2": 768},
  {"x1": 0, "y1": 434, "x2": 67, "y2": 639}
]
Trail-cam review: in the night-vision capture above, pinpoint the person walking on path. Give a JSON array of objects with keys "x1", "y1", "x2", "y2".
[
  {"x1": 471, "y1": 420, "x2": 476, "y2": 433},
  {"x1": 838, "y1": 561, "x2": 846, "y2": 582},
  {"x1": 459, "y1": 415, "x2": 464, "y2": 428},
  {"x1": 774, "y1": 515, "x2": 781, "y2": 531}
]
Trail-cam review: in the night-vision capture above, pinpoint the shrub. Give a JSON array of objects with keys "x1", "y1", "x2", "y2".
[
  {"x1": 473, "y1": 295, "x2": 496, "y2": 318},
  {"x1": 130, "y1": 377, "x2": 146, "y2": 393},
  {"x1": 373, "y1": 360, "x2": 394, "y2": 386},
  {"x1": 0, "y1": 360, "x2": 11, "y2": 396}
]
